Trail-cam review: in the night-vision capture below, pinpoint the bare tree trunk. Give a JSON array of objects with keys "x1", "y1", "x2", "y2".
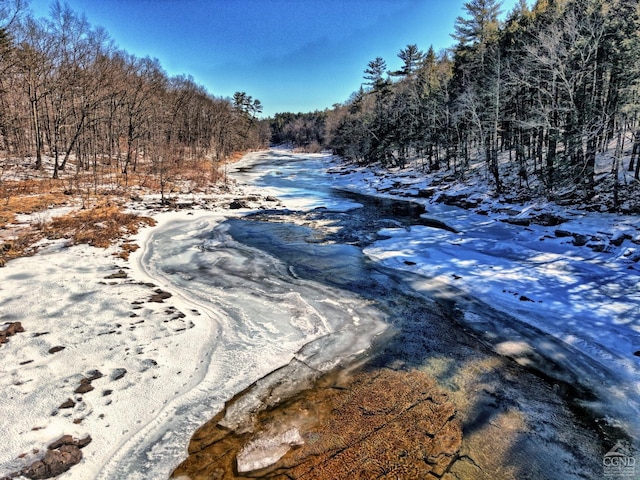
[{"x1": 30, "y1": 87, "x2": 43, "y2": 170}]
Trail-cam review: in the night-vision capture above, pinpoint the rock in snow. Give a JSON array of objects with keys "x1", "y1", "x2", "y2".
[{"x1": 6, "y1": 435, "x2": 91, "y2": 480}]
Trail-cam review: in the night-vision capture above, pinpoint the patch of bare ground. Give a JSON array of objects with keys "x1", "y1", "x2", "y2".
[{"x1": 171, "y1": 366, "x2": 462, "y2": 480}]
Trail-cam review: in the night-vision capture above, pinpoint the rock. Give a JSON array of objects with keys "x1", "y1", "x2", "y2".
[
  {"x1": 437, "y1": 193, "x2": 482, "y2": 209},
  {"x1": 104, "y1": 269, "x2": 128, "y2": 279},
  {"x1": 519, "y1": 295, "x2": 534, "y2": 302},
  {"x1": 140, "y1": 359, "x2": 158, "y2": 371},
  {"x1": 503, "y1": 217, "x2": 531, "y2": 227},
  {"x1": 587, "y1": 241, "x2": 607, "y2": 252},
  {"x1": 555, "y1": 229, "x2": 573, "y2": 238},
  {"x1": 229, "y1": 199, "x2": 249, "y2": 209},
  {"x1": 149, "y1": 289, "x2": 172, "y2": 303},
  {"x1": 111, "y1": 368, "x2": 127, "y2": 381},
  {"x1": 74, "y1": 435, "x2": 92, "y2": 449},
  {"x1": 416, "y1": 188, "x2": 437, "y2": 198},
  {"x1": 58, "y1": 399, "x2": 75, "y2": 409},
  {"x1": 47, "y1": 435, "x2": 74, "y2": 450},
  {"x1": 572, "y1": 234, "x2": 589, "y2": 247},
  {"x1": 531, "y1": 213, "x2": 566, "y2": 226},
  {"x1": 21, "y1": 446, "x2": 82, "y2": 479},
  {"x1": 87, "y1": 370, "x2": 103, "y2": 381},
  {"x1": 74, "y1": 378, "x2": 94, "y2": 394},
  {"x1": 16, "y1": 435, "x2": 91, "y2": 479},
  {"x1": 419, "y1": 217, "x2": 460, "y2": 233},
  {"x1": 633, "y1": 351, "x2": 640, "y2": 357},
  {"x1": 0, "y1": 321, "x2": 25, "y2": 345},
  {"x1": 610, "y1": 233, "x2": 631, "y2": 247}
]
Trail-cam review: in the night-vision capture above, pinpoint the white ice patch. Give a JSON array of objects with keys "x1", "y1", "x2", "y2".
[{"x1": 237, "y1": 428, "x2": 304, "y2": 473}]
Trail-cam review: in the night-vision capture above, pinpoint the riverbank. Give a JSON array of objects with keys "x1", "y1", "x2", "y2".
[
  {"x1": 171, "y1": 307, "x2": 604, "y2": 480},
  {"x1": 326, "y1": 154, "x2": 640, "y2": 438}
]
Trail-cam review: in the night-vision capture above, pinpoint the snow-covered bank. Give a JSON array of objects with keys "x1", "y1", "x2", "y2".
[
  {"x1": 0, "y1": 209, "x2": 224, "y2": 479},
  {"x1": 326, "y1": 156, "x2": 640, "y2": 440}
]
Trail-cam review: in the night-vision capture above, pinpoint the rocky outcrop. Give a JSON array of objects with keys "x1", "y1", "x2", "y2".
[
  {"x1": 172, "y1": 367, "x2": 462, "y2": 480},
  {"x1": 436, "y1": 193, "x2": 482, "y2": 209}
]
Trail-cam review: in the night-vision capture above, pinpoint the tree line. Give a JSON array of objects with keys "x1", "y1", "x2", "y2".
[
  {"x1": 274, "y1": 0, "x2": 640, "y2": 206},
  {"x1": 0, "y1": 0, "x2": 269, "y2": 192}
]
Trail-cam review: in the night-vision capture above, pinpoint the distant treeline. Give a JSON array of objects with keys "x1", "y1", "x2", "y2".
[
  {"x1": 0, "y1": 1, "x2": 269, "y2": 181},
  {"x1": 272, "y1": 0, "x2": 640, "y2": 204}
]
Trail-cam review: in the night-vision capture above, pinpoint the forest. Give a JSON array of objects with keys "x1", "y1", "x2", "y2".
[
  {"x1": 1, "y1": 0, "x2": 639, "y2": 212},
  {"x1": 272, "y1": 0, "x2": 640, "y2": 211},
  {"x1": 0, "y1": 0, "x2": 269, "y2": 195}
]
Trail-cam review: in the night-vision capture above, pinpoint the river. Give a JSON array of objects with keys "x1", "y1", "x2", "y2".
[{"x1": 105, "y1": 149, "x2": 639, "y2": 479}]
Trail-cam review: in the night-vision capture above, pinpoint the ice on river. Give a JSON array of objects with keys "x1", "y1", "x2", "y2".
[
  {"x1": 0, "y1": 209, "x2": 386, "y2": 479},
  {"x1": 98, "y1": 213, "x2": 387, "y2": 479},
  {"x1": 2, "y1": 149, "x2": 638, "y2": 479}
]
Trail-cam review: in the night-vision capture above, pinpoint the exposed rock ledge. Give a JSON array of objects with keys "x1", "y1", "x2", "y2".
[{"x1": 171, "y1": 365, "x2": 461, "y2": 479}]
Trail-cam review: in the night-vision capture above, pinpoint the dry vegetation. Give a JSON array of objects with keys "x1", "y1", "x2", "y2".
[
  {"x1": 43, "y1": 202, "x2": 156, "y2": 249},
  {"x1": 0, "y1": 152, "x2": 233, "y2": 265},
  {"x1": 0, "y1": 194, "x2": 156, "y2": 264}
]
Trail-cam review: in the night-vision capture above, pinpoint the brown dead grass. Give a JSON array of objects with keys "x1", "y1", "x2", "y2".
[
  {"x1": 0, "y1": 230, "x2": 44, "y2": 263},
  {"x1": 44, "y1": 202, "x2": 156, "y2": 249},
  {"x1": 0, "y1": 184, "x2": 74, "y2": 262},
  {"x1": 117, "y1": 242, "x2": 140, "y2": 261},
  {"x1": 0, "y1": 193, "x2": 71, "y2": 226},
  {"x1": 0, "y1": 149, "x2": 249, "y2": 265},
  {"x1": 0, "y1": 202, "x2": 155, "y2": 265},
  {"x1": 180, "y1": 158, "x2": 224, "y2": 189}
]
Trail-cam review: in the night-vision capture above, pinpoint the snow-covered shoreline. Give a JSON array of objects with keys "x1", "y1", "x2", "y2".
[
  {"x1": 0, "y1": 150, "x2": 381, "y2": 479},
  {"x1": 0, "y1": 209, "x2": 222, "y2": 479}
]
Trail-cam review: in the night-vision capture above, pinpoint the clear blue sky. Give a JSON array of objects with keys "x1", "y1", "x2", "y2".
[{"x1": 29, "y1": 0, "x2": 520, "y2": 117}]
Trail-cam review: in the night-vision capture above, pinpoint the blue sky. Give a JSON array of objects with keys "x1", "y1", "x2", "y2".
[{"x1": 29, "y1": 0, "x2": 520, "y2": 117}]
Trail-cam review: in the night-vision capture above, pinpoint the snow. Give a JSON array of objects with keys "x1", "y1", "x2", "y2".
[{"x1": 0, "y1": 215, "x2": 221, "y2": 479}]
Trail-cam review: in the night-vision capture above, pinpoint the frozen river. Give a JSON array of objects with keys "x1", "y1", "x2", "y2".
[{"x1": 101, "y1": 149, "x2": 638, "y2": 478}]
